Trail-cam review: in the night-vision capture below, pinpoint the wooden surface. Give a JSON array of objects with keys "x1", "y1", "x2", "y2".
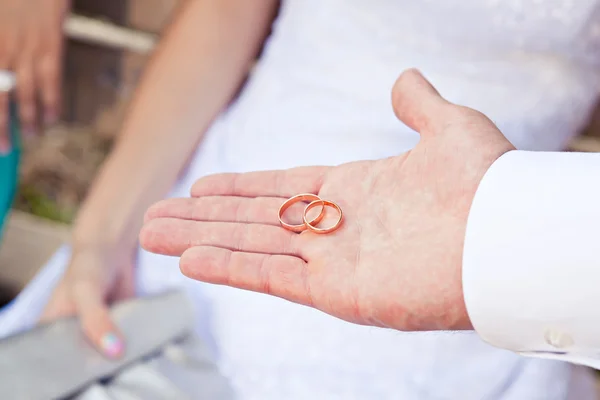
[{"x1": 0, "y1": 211, "x2": 70, "y2": 293}]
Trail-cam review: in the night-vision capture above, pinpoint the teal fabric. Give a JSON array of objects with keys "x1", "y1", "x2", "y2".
[{"x1": 0, "y1": 103, "x2": 20, "y2": 240}]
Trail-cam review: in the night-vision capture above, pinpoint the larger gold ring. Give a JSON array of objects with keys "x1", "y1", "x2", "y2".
[
  {"x1": 279, "y1": 194, "x2": 325, "y2": 233},
  {"x1": 303, "y1": 199, "x2": 343, "y2": 234}
]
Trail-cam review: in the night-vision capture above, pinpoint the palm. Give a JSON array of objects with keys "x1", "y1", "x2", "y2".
[
  {"x1": 140, "y1": 69, "x2": 513, "y2": 331},
  {"x1": 139, "y1": 160, "x2": 398, "y2": 327},
  {"x1": 289, "y1": 132, "x2": 487, "y2": 329},
  {"x1": 140, "y1": 141, "x2": 476, "y2": 330},
  {"x1": 296, "y1": 158, "x2": 412, "y2": 327}
]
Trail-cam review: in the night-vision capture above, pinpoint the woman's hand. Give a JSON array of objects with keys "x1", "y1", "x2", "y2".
[
  {"x1": 40, "y1": 243, "x2": 135, "y2": 358},
  {"x1": 39, "y1": 0, "x2": 277, "y2": 357},
  {"x1": 0, "y1": 0, "x2": 69, "y2": 152},
  {"x1": 140, "y1": 69, "x2": 515, "y2": 332}
]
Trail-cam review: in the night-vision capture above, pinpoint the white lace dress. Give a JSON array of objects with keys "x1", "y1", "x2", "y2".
[{"x1": 3, "y1": 1, "x2": 600, "y2": 398}]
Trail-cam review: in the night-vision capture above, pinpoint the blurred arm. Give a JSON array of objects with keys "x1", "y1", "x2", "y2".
[
  {"x1": 73, "y1": 0, "x2": 278, "y2": 248},
  {"x1": 463, "y1": 150, "x2": 600, "y2": 369}
]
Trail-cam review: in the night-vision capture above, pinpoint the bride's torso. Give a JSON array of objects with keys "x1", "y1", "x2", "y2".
[
  {"x1": 197, "y1": 0, "x2": 600, "y2": 174},
  {"x1": 159, "y1": 2, "x2": 600, "y2": 398}
]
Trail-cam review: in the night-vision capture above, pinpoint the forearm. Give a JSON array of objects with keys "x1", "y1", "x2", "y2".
[{"x1": 73, "y1": 0, "x2": 278, "y2": 247}]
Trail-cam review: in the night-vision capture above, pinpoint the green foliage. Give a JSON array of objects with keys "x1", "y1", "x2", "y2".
[{"x1": 15, "y1": 184, "x2": 76, "y2": 224}]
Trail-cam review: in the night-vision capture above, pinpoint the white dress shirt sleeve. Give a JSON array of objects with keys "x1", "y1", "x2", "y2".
[{"x1": 462, "y1": 150, "x2": 600, "y2": 369}]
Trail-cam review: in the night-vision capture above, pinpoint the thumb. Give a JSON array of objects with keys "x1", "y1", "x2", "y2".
[
  {"x1": 391, "y1": 68, "x2": 452, "y2": 135},
  {"x1": 72, "y1": 278, "x2": 125, "y2": 359}
]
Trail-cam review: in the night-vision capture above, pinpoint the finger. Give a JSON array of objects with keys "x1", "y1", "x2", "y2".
[
  {"x1": 39, "y1": 281, "x2": 76, "y2": 322},
  {"x1": 145, "y1": 196, "x2": 300, "y2": 226},
  {"x1": 110, "y1": 262, "x2": 136, "y2": 302},
  {"x1": 37, "y1": 51, "x2": 61, "y2": 126},
  {"x1": 15, "y1": 60, "x2": 36, "y2": 135},
  {"x1": 190, "y1": 166, "x2": 330, "y2": 198},
  {"x1": 180, "y1": 246, "x2": 311, "y2": 306},
  {"x1": 110, "y1": 250, "x2": 137, "y2": 302},
  {"x1": 391, "y1": 68, "x2": 452, "y2": 135},
  {"x1": 71, "y1": 278, "x2": 125, "y2": 359},
  {"x1": 37, "y1": 2, "x2": 63, "y2": 126},
  {"x1": 0, "y1": 92, "x2": 9, "y2": 153},
  {"x1": 140, "y1": 218, "x2": 300, "y2": 258}
]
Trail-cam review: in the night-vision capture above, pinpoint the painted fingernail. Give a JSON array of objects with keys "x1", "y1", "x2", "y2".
[{"x1": 101, "y1": 332, "x2": 124, "y2": 358}]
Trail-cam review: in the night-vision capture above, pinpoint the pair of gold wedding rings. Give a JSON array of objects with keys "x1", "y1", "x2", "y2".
[{"x1": 278, "y1": 193, "x2": 343, "y2": 234}]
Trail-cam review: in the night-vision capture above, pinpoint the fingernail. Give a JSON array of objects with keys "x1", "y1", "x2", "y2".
[{"x1": 101, "y1": 332, "x2": 124, "y2": 358}]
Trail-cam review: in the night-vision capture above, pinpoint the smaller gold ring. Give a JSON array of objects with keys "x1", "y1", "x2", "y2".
[
  {"x1": 279, "y1": 194, "x2": 325, "y2": 233},
  {"x1": 303, "y1": 200, "x2": 343, "y2": 234}
]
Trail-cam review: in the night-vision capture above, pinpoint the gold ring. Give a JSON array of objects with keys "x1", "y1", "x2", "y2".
[
  {"x1": 303, "y1": 199, "x2": 343, "y2": 234},
  {"x1": 279, "y1": 194, "x2": 325, "y2": 233}
]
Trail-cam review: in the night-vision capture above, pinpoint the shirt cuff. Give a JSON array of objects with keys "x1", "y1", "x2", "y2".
[{"x1": 462, "y1": 150, "x2": 600, "y2": 366}]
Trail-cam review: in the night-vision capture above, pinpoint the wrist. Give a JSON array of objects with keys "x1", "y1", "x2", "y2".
[
  {"x1": 71, "y1": 177, "x2": 145, "y2": 251},
  {"x1": 71, "y1": 215, "x2": 138, "y2": 252}
]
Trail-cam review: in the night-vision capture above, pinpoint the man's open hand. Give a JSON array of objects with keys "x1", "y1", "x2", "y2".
[{"x1": 140, "y1": 69, "x2": 514, "y2": 332}]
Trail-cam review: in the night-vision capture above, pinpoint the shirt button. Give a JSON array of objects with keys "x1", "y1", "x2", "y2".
[{"x1": 544, "y1": 329, "x2": 574, "y2": 349}]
